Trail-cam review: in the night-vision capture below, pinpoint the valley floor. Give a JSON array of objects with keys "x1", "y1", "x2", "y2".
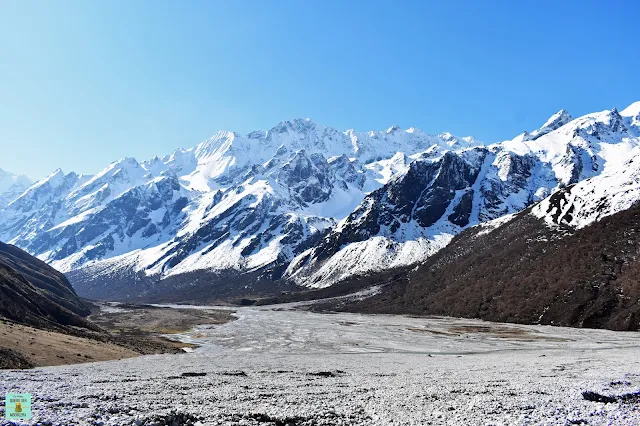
[
  {"x1": 0, "y1": 321, "x2": 140, "y2": 368},
  {"x1": 1, "y1": 304, "x2": 640, "y2": 425}
]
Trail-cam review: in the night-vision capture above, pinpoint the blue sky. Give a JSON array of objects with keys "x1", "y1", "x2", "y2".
[{"x1": 1, "y1": 0, "x2": 638, "y2": 179}]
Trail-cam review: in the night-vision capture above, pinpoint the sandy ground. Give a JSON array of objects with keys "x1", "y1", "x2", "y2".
[
  {"x1": 1, "y1": 304, "x2": 640, "y2": 425},
  {"x1": 0, "y1": 321, "x2": 140, "y2": 367},
  {"x1": 89, "y1": 302, "x2": 235, "y2": 335},
  {"x1": 0, "y1": 303, "x2": 235, "y2": 368}
]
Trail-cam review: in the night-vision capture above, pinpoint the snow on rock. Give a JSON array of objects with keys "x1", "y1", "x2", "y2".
[
  {"x1": 286, "y1": 102, "x2": 640, "y2": 288},
  {"x1": 0, "y1": 119, "x2": 484, "y2": 298},
  {"x1": 532, "y1": 149, "x2": 640, "y2": 229},
  {"x1": 2, "y1": 101, "x2": 640, "y2": 297}
]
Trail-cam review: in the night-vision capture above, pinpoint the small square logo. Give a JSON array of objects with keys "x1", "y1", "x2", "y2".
[{"x1": 5, "y1": 393, "x2": 31, "y2": 420}]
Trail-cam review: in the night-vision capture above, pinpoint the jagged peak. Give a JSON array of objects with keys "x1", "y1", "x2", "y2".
[
  {"x1": 201, "y1": 130, "x2": 239, "y2": 141},
  {"x1": 386, "y1": 125, "x2": 402, "y2": 134},
  {"x1": 439, "y1": 131, "x2": 455, "y2": 140},
  {"x1": 247, "y1": 129, "x2": 267, "y2": 139},
  {"x1": 26, "y1": 168, "x2": 68, "y2": 191},
  {"x1": 194, "y1": 131, "x2": 239, "y2": 159},
  {"x1": 540, "y1": 109, "x2": 573, "y2": 131},
  {"x1": 389, "y1": 151, "x2": 407, "y2": 163},
  {"x1": 605, "y1": 107, "x2": 624, "y2": 125},
  {"x1": 520, "y1": 108, "x2": 574, "y2": 141},
  {"x1": 48, "y1": 168, "x2": 65, "y2": 177},
  {"x1": 271, "y1": 118, "x2": 317, "y2": 134},
  {"x1": 112, "y1": 157, "x2": 141, "y2": 168}
]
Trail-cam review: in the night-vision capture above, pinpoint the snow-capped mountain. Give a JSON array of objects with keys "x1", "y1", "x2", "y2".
[
  {"x1": 344, "y1": 145, "x2": 640, "y2": 330},
  {"x1": 0, "y1": 119, "x2": 482, "y2": 299},
  {"x1": 285, "y1": 103, "x2": 640, "y2": 288},
  {"x1": 0, "y1": 168, "x2": 31, "y2": 209},
  {"x1": 1, "y1": 102, "x2": 639, "y2": 300}
]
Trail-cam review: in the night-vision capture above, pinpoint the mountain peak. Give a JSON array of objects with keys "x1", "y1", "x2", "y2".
[
  {"x1": 193, "y1": 131, "x2": 238, "y2": 159},
  {"x1": 114, "y1": 157, "x2": 140, "y2": 168},
  {"x1": 271, "y1": 118, "x2": 317, "y2": 134},
  {"x1": 46, "y1": 168, "x2": 66, "y2": 181},
  {"x1": 439, "y1": 131, "x2": 454, "y2": 139},
  {"x1": 0, "y1": 168, "x2": 32, "y2": 200},
  {"x1": 541, "y1": 109, "x2": 572, "y2": 130},
  {"x1": 27, "y1": 168, "x2": 67, "y2": 190},
  {"x1": 525, "y1": 109, "x2": 573, "y2": 140},
  {"x1": 0, "y1": 167, "x2": 31, "y2": 182},
  {"x1": 621, "y1": 101, "x2": 640, "y2": 118},
  {"x1": 386, "y1": 125, "x2": 401, "y2": 134}
]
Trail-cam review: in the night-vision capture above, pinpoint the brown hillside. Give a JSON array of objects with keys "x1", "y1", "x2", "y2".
[{"x1": 345, "y1": 204, "x2": 640, "y2": 331}]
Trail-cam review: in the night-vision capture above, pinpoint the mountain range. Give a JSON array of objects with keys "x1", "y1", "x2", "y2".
[
  {"x1": 340, "y1": 149, "x2": 640, "y2": 330},
  {"x1": 1, "y1": 101, "x2": 639, "y2": 303}
]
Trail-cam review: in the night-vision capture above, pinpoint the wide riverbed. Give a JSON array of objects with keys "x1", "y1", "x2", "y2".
[{"x1": 2, "y1": 303, "x2": 640, "y2": 425}]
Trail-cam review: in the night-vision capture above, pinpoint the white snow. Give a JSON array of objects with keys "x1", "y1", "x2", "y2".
[
  {"x1": 475, "y1": 211, "x2": 518, "y2": 236},
  {"x1": 287, "y1": 235, "x2": 452, "y2": 288},
  {"x1": 621, "y1": 101, "x2": 640, "y2": 118},
  {"x1": 286, "y1": 102, "x2": 640, "y2": 288},
  {"x1": 2, "y1": 101, "x2": 640, "y2": 291},
  {"x1": 532, "y1": 148, "x2": 640, "y2": 229}
]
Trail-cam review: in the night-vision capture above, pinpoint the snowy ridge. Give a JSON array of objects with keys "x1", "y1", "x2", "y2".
[
  {"x1": 529, "y1": 103, "x2": 640, "y2": 230},
  {"x1": 2, "y1": 102, "x2": 640, "y2": 297},
  {"x1": 285, "y1": 103, "x2": 640, "y2": 288},
  {"x1": 0, "y1": 119, "x2": 483, "y2": 298},
  {"x1": 532, "y1": 149, "x2": 640, "y2": 229}
]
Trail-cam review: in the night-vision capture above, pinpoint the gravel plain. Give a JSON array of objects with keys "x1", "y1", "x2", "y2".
[{"x1": 2, "y1": 304, "x2": 640, "y2": 425}]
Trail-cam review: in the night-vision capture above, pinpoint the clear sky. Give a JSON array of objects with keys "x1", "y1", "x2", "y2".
[{"x1": 1, "y1": 0, "x2": 638, "y2": 179}]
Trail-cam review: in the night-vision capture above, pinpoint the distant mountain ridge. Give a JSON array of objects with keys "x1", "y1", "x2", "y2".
[
  {"x1": 0, "y1": 168, "x2": 31, "y2": 209},
  {"x1": 0, "y1": 102, "x2": 639, "y2": 301}
]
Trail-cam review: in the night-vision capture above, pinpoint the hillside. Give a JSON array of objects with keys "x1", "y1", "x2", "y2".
[
  {"x1": 0, "y1": 242, "x2": 95, "y2": 332},
  {"x1": 343, "y1": 187, "x2": 640, "y2": 330},
  {"x1": 0, "y1": 242, "x2": 218, "y2": 369}
]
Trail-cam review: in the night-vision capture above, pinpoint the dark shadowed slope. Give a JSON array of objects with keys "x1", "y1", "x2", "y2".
[
  {"x1": 344, "y1": 203, "x2": 640, "y2": 331},
  {"x1": 0, "y1": 241, "x2": 96, "y2": 332}
]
